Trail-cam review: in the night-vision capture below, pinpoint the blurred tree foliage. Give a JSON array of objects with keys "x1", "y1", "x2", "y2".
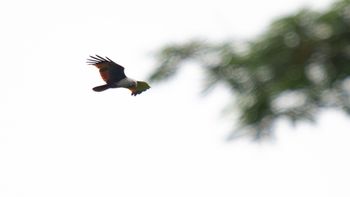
[{"x1": 148, "y1": 0, "x2": 350, "y2": 140}]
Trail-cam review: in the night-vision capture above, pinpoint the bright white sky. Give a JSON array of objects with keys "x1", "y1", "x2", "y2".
[{"x1": 1, "y1": 0, "x2": 349, "y2": 197}]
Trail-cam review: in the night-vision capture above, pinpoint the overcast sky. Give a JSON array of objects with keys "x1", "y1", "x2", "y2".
[{"x1": 1, "y1": 0, "x2": 349, "y2": 197}]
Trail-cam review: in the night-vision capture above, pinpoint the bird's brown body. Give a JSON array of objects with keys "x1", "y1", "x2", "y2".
[{"x1": 87, "y1": 55, "x2": 150, "y2": 96}]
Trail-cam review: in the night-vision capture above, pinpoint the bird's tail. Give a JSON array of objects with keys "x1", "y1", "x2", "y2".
[{"x1": 92, "y1": 84, "x2": 110, "y2": 92}]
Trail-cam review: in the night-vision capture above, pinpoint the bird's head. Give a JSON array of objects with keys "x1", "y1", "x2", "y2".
[{"x1": 127, "y1": 80, "x2": 138, "y2": 96}]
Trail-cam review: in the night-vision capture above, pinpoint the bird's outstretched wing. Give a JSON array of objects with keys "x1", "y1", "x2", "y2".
[{"x1": 87, "y1": 55, "x2": 127, "y2": 83}]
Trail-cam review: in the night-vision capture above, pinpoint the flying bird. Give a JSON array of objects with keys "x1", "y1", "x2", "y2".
[{"x1": 87, "y1": 55, "x2": 150, "y2": 96}]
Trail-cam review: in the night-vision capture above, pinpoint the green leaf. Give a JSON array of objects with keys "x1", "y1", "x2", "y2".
[{"x1": 133, "y1": 81, "x2": 151, "y2": 96}]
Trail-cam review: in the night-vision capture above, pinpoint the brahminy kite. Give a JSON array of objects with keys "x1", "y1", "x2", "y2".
[{"x1": 87, "y1": 55, "x2": 150, "y2": 96}]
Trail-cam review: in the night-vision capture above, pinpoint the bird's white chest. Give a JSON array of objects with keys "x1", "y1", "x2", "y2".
[{"x1": 115, "y1": 78, "x2": 135, "y2": 88}]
